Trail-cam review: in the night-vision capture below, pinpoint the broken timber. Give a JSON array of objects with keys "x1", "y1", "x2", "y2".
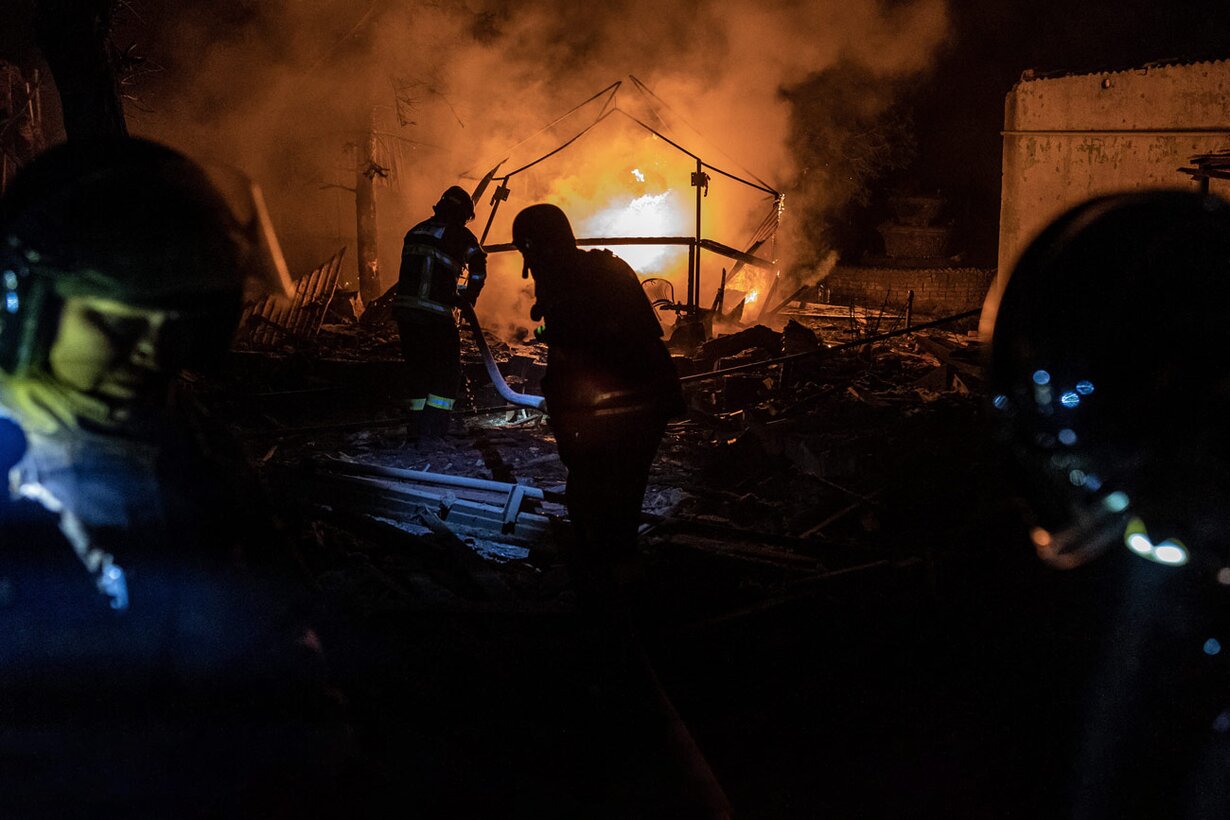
[{"x1": 238, "y1": 247, "x2": 346, "y2": 348}]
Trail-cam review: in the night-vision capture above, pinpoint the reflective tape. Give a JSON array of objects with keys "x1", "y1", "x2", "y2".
[
  {"x1": 409, "y1": 397, "x2": 426, "y2": 411},
  {"x1": 425, "y1": 394, "x2": 455, "y2": 411},
  {"x1": 403, "y1": 244, "x2": 462, "y2": 273}
]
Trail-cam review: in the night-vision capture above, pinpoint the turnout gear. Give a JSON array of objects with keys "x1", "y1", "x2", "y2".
[
  {"x1": 395, "y1": 205, "x2": 487, "y2": 316},
  {"x1": 0, "y1": 138, "x2": 287, "y2": 378},
  {"x1": 434, "y1": 185, "x2": 476, "y2": 223},
  {"x1": 395, "y1": 188, "x2": 487, "y2": 440},
  {"x1": 513, "y1": 204, "x2": 683, "y2": 605},
  {"x1": 990, "y1": 191, "x2": 1230, "y2": 572},
  {"x1": 0, "y1": 139, "x2": 348, "y2": 814},
  {"x1": 989, "y1": 190, "x2": 1230, "y2": 820},
  {"x1": 512, "y1": 203, "x2": 578, "y2": 254}
]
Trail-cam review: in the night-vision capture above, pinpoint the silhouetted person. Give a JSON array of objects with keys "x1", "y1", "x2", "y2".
[
  {"x1": 512, "y1": 203, "x2": 684, "y2": 607},
  {"x1": 990, "y1": 190, "x2": 1230, "y2": 819},
  {"x1": 394, "y1": 185, "x2": 487, "y2": 442}
]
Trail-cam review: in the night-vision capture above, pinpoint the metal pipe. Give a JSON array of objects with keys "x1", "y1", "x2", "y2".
[
  {"x1": 686, "y1": 243, "x2": 696, "y2": 312},
  {"x1": 477, "y1": 179, "x2": 506, "y2": 246},
  {"x1": 694, "y1": 158, "x2": 703, "y2": 316},
  {"x1": 320, "y1": 456, "x2": 546, "y2": 500},
  {"x1": 486, "y1": 236, "x2": 694, "y2": 252},
  {"x1": 459, "y1": 302, "x2": 548, "y2": 411}
]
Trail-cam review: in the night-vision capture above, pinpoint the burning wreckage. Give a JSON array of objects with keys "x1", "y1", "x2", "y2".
[
  {"x1": 224, "y1": 79, "x2": 985, "y2": 592},
  {"x1": 0, "y1": 78, "x2": 997, "y2": 814}
]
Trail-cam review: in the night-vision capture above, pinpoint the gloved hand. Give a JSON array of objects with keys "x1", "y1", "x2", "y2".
[{"x1": 0, "y1": 374, "x2": 111, "y2": 436}]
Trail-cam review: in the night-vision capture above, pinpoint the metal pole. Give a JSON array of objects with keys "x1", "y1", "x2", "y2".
[
  {"x1": 478, "y1": 179, "x2": 510, "y2": 246},
  {"x1": 686, "y1": 244, "x2": 696, "y2": 312},
  {"x1": 321, "y1": 456, "x2": 546, "y2": 500},
  {"x1": 693, "y1": 158, "x2": 703, "y2": 316}
]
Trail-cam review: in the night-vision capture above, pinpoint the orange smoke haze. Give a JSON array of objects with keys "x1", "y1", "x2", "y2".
[{"x1": 123, "y1": 0, "x2": 949, "y2": 334}]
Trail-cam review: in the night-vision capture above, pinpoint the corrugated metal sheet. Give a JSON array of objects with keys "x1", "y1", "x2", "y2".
[{"x1": 238, "y1": 247, "x2": 346, "y2": 348}]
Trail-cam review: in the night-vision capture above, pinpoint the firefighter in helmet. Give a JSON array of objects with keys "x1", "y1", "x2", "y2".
[
  {"x1": 394, "y1": 185, "x2": 487, "y2": 442},
  {"x1": 0, "y1": 137, "x2": 346, "y2": 814},
  {"x1": 512, "y1": 204, "x2": 684, "y2": 606},
  {"x1": 989, "y1": 190, "x2": 1230, "y2": 818}
]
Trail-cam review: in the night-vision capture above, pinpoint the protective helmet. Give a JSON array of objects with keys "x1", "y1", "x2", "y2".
[
  {"x1": 989, "y1": 190, "x2": 1230, "y2": 574},
  {"x1": 0, "y1": 138, "x2": 266, "y2": 374},
  {"x1": 511, "y1": 203, "x2": 576, "y2": 254},
  {"x1": 433, "y1": 185, "x2": 476, "y2": 223}
]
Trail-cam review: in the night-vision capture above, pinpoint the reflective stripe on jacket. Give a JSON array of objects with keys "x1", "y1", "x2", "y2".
[{"x1": 395, "y1": 218, "x2": 487, "y2": 315}]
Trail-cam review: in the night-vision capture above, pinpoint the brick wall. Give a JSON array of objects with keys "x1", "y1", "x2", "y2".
[{"x1": 823, "y1": 265, "x2": 995, "y2": 316}]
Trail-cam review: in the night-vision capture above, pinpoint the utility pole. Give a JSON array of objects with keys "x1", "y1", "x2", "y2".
[{"x1": 354, "y1": 109, "x2": 383, "y2": 302}]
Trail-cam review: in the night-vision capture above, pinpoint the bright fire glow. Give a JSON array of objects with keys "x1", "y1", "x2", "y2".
[
  {"x1": 631, "y1": 168, "x2": 645, "y2": 182},
  {"x1": 580, "y1": 190, "x2": 689, "y2": 274},
  {"x1": 745, "y1": 290, "x2": 759, "y2": 305}
]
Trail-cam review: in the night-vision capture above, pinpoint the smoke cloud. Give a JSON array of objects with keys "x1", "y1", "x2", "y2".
[{"x1": 123, "y1": 0, "x2": 949, "y2": 331}]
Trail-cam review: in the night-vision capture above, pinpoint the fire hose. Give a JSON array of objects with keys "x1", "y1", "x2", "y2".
[{"x1": 459, "y1": 302, "x2": 548, "y2": 412}]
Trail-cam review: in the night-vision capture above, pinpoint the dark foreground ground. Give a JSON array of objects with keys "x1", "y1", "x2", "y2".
[{"x1": 204, "y1": 316, "x2": 1120, "y2": 818}]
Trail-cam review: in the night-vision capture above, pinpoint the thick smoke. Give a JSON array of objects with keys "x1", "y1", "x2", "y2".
[{"x1": 126, "y1": 0, "x2": 948, "y2": 329}]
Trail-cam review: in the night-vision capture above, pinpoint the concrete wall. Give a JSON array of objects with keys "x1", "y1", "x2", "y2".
[
  {"x1": 825, "y1": 265, "x2": 995, "y2": 316},
  {"x1": 982, "y1": 60, "x2": 1230, "y2": 336}
]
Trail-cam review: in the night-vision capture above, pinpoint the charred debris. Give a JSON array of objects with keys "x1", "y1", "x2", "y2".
[{"x1": 209, "y1": 274, "x2": 990, "y2": 625}]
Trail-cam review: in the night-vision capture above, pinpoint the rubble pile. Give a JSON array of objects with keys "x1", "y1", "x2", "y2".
[{"x1": 205, "y1": 298, "x2": 986, "y2": 624}]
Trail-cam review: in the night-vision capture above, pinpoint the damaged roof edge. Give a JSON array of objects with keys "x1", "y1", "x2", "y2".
[{"x1": 1013, "y1": 57, "x2": 1230, "y2": 88}]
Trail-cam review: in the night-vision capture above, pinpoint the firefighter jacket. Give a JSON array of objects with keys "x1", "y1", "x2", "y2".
[
  {"x1": 533, "y1": 248, "x2": 685, "y2": 421},
  {"x1": 395, "y1": 217, "x2": 487, "y2": 318}
]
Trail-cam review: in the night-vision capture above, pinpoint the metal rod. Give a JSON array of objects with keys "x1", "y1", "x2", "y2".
[
  {"x1": 686, "y1": 243, "x2": 696, "y2": 313},
  {"x1": 501, "y1": 109, "x2": 616, "y2": 178},
  {"x1": 486, "y1": 238, "x2": 771, "y2": 268},
  {"x1": 320, "y1": 456, "x2": 546, "y2": 500},
  {"x1": 628, "y1": 74, "x2": 778, "y2": 194},
  {"x1": 486, "y1": 236, "x2": 698, "y2": 253},
  {"x1": 611, "y1": 109, "x2": 780, "y2": 196},
  {"x1": 760, "y1": 284, "x2": 810, "y2": 321},
  {"x1": 680, "y1": 308, "x2": 981, "y2": 383},
  {"x1": 462, "y1": 80, "x2": 622, "y2": 180},
  {"x1": 478, "y1": 182, "x2": 505, "y2": 246},
  {"x1": 694, "y1": 158, "x2": 703, "y2": 316}
]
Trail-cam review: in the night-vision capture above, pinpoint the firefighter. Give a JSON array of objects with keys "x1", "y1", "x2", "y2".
[
  {"x1": 989, "y1": 190, "x2": 1230, "y2": 818},
  {"x1": 394, "y1": 185, "x2": 487, "y2": 442},
  {"x1": 511, "y1": 204, "x2": 684, "y2": 606},
  {"x1": 0, "y1": 137, "x2": 348, "y2": 815}
]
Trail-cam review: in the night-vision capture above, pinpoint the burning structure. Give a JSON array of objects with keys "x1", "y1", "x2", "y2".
[
  {"x1": 10, "y1": 0, "x2": 1230, "y2": 815},
  {"x1": 464, "y1": 77, "x2": 784, "y2": 326}
]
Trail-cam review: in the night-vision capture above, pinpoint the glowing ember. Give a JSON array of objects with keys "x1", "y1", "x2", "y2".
[
  {"x1": 745, "y1": 290, "x2": 759, "y2": 304},
  {"x1": 581, "y1": 190, "x2": 689, "y2": 274}
]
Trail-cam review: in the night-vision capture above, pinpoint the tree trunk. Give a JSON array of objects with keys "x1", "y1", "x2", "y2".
[{"x1": 354, "y1": 116, "x2": 381, "y2": 302}]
